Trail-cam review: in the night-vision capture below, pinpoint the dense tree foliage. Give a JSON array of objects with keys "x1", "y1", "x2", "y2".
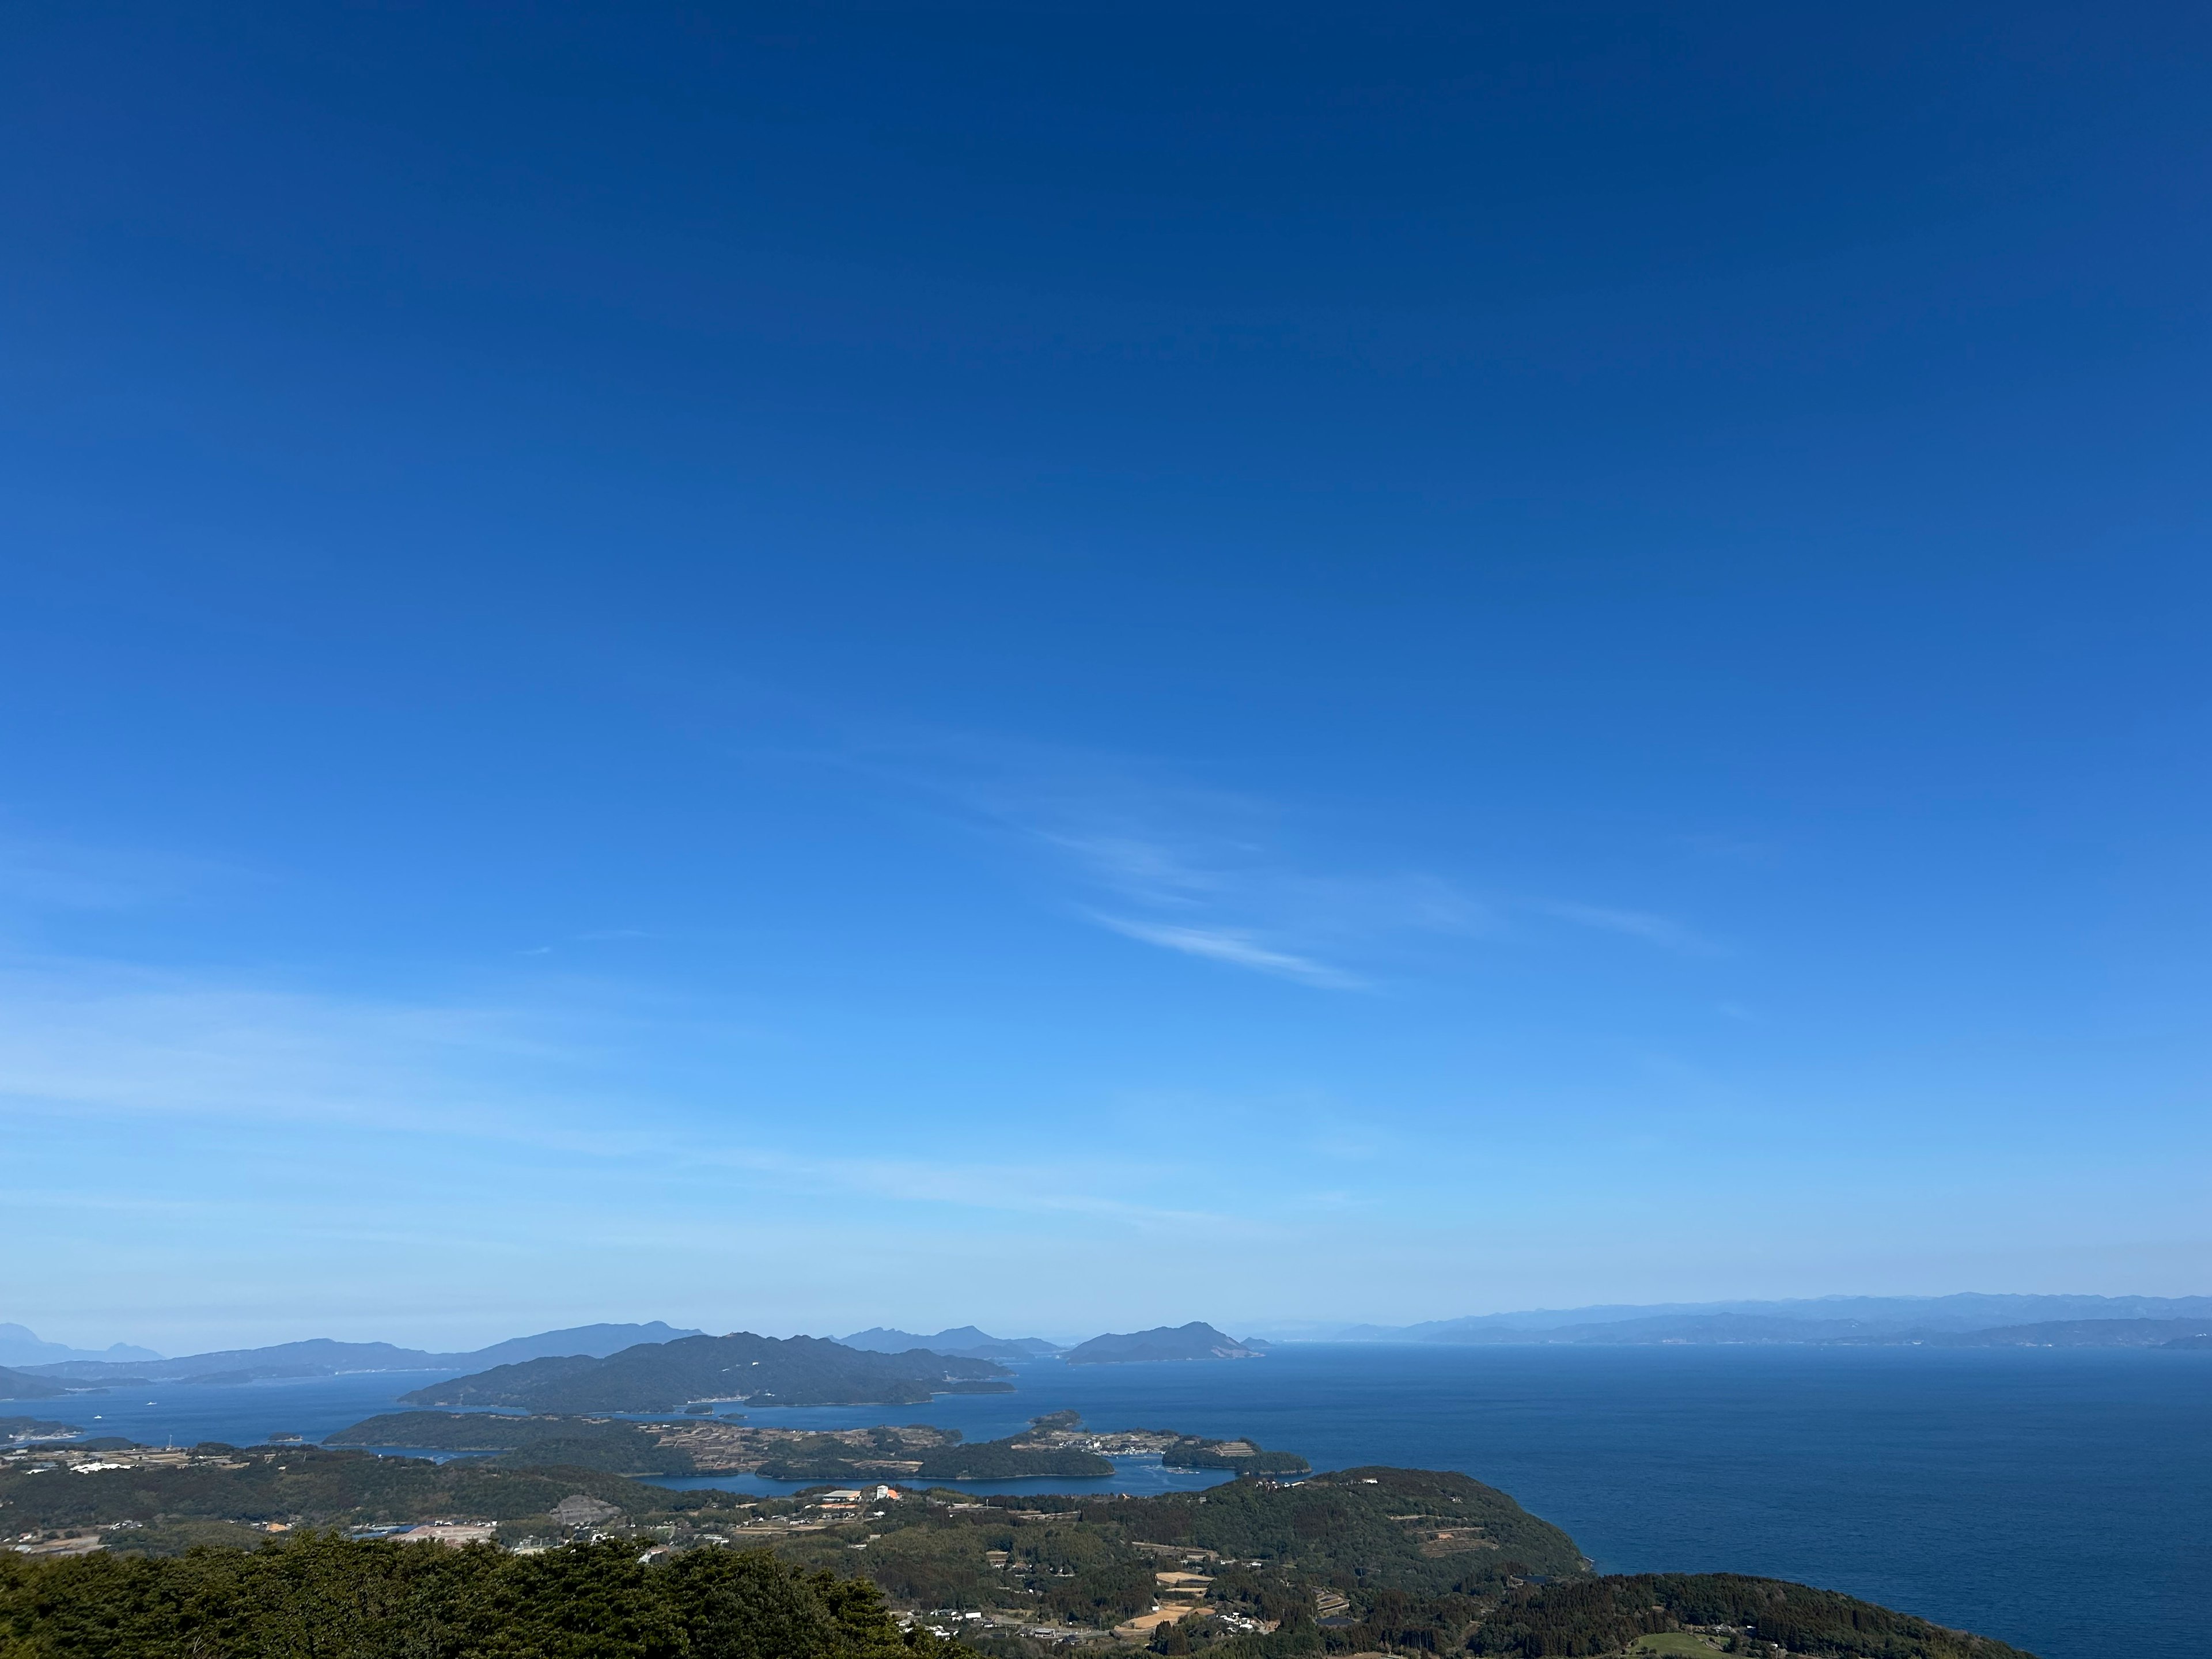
[{"x1": 0, "y1": 1533, "x2": 975, "y2": 1659}]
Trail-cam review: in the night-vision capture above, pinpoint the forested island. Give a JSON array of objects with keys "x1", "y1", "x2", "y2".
[
  {"x1": 319, "y1": 1409, "x2": 1302, "y2": 1483},
  {"x1": 1062, "y1": 1325, "x2": 1266, "y2": 1366},
  {"x1": 1, "y1": 1419, "x2": 2034, "y2": 1659},
  {"x1": 326, "y1": 1410, "x2": 1128, "y2": 1482},
  {"x1": 403, "y1": 1332, "x2": 1015, "y2": 1412}
]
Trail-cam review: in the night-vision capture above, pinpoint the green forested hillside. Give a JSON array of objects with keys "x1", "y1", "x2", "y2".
[
  {"x1": 1115, "y1": 1466, "x2": 1586, "y2": 1589},
  {"x1": 0, "y1": 1533, "x2": 973, "y2": 1659}
]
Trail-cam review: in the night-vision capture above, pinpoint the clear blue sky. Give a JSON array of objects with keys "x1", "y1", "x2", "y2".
[{"x1": 5, "y1": 2, "x2": 2209, "y2": 1353}]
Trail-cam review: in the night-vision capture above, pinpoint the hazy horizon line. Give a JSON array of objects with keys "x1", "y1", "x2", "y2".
[{"x1": 13, "y1": 1289, "x2": 2212, "y2": 1364}]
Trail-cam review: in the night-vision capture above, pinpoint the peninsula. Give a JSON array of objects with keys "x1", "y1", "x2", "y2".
[{"x1": 0, "y1": 1369, "x2": 67, "y2": 1403}]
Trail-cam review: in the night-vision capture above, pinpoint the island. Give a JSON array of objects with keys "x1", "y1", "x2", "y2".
[
  {"x1": 400, "y1": 1331, "x2": 1015, "y2": 1412},
  {"x1": 1060, "y1": 1324, "x2": 1266, "y2": 1365},
  {"x1": 320, "y1": 1409, "x2": 1297, "y2": 1484},
  {"x1": 325, "y1": 1411, "x2": 1112, "y2": 1482}
]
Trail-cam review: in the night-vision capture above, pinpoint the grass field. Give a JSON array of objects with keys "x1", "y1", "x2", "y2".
[{"x1": 1633, "y1": 1635, "x2": 1731, "y2": 1657}]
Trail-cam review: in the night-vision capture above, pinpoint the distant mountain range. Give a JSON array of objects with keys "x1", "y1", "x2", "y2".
[
  {"x1": 16, "y1": 1293, "x2": 2210, "y2": 1407},
  {"x1": 0, "y1": 1316, "x2": 1274, "y2": 1407},
  {"x1": 8, "y1": 1321, "x2": 703, "y2": 1389},
  {"x1": 838, "y1": 1325, "x2": 1063, "y2": 1361},
  {"x1": 1257, "y1": 1294, "x2": 2212, "y2": 1348},
  {"x1": 378, "y1": 1323, "x2": 1279, "y2": 1414},
  {"x1": 1063, "y1": 1322, "x2": 1267, "y2": 1365},
  {"x1": 0, "y1": 1324, "x2": 162, "y2": 1368}
]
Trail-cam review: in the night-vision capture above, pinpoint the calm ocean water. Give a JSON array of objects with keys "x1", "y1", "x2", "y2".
[{"x1": 36, "y1": 1344, "x2": 2210, "y2": 1659}]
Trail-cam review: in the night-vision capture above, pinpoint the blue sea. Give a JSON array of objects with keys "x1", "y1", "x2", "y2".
[{"x1": 38, "y1": 1344, "x2": 2211, "y2": 1659}]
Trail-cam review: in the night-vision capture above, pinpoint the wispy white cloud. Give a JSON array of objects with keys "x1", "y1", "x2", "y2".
[
  {"x1": 833, "y1": 732, "x2": 1505, "y2": 988},
  {"x1": 1092, "y1": 915, "x2": 1368, "y2": 989},
  {"x1": 839, "y1": 729, "x2": 1710, "y2": 987},
  {"x1": 1541, "y1": 901, "x2": 1713, "y2": 953}
]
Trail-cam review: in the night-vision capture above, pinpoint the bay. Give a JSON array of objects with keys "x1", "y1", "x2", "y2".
[{"x1": 32, "y1": 1343, "x2": 2211, "y2": 1659}]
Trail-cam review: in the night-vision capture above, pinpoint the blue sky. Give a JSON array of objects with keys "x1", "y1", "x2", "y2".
[{"x1": 5, "y1": 2, "x2": 2210, "y2": 1353}]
